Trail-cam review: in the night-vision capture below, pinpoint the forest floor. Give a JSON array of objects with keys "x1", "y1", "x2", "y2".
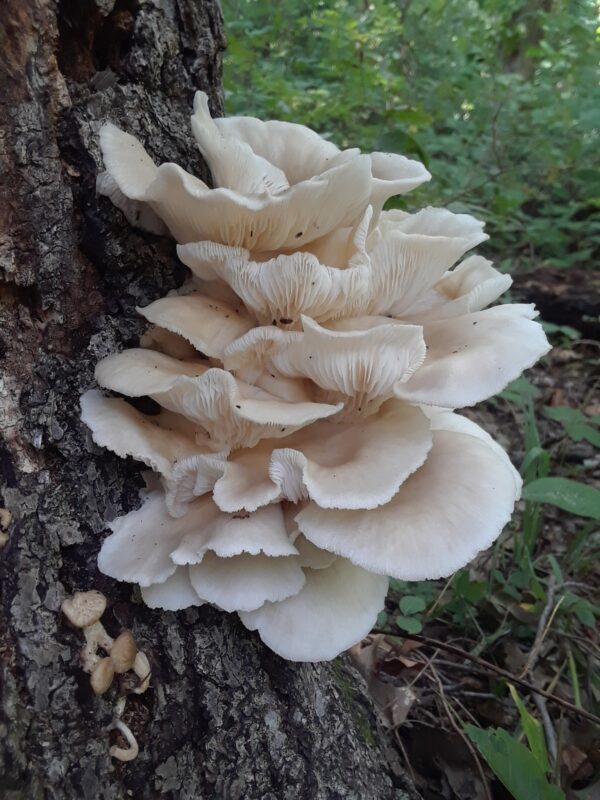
[{"x1": 352, "y1": 271, "x2": 600, "y2": 800}]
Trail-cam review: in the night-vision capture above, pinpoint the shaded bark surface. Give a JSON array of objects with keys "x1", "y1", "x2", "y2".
[{"x1": 0, "y1": 2, "x2": 418, "y2": 798}]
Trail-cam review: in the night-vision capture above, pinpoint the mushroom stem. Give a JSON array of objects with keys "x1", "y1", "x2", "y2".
[
  {"x1": 132, "y1": 651, "x2": 151, "y2": 694},
  {"x1": 81, "y1": 621, "x2": 114, "y2": 672},
  {"x1": 109, "y1": 719, "x2": 139, "y2": 762}
]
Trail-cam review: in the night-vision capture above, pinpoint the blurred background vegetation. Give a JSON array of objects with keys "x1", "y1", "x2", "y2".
[{"x1": 222, "y1": 0, "x2": 599, "y2": 272}]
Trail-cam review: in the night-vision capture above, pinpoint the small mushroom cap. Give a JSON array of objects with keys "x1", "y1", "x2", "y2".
[
  {"x1": 90, "y1": 656, "x2": 115, "y2": 695},
  {"x1": 62, "y1": 591, "x2": 107, "y2": 628},
  {"x1": 110, "y1": 631, "x2": 138, "y2": 673}
]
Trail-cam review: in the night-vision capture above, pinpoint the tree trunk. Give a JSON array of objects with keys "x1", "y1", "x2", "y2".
[{"x1": 0, "y1": 2, "x2": 418, "y2": 797}]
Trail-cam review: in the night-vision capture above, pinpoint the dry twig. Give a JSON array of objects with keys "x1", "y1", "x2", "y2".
[{"x1": 372, "y1": 630, "x2": 600, "y2": 726}]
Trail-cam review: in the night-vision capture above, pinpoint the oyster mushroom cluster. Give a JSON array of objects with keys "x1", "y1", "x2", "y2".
[{"x1": 82, "y1": 93, "x2": 550, "y2": 661}]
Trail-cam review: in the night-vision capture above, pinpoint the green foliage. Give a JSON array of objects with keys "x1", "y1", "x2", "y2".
[
  {"x1": 395, "y1": 594, "x2": 427, "y2": 633},
  {"x1": 543, "y1": 405, "x2": 600, "y2": 448},
  {"x1": 380, "y1": 371, "x2": 600, "y2": 651},
  {"x1": 222, "y1": 0, "x2": 600, "y2": 270},
  {"x1": 464, "y1": 724, "x2": 565, "y2": 799},
  {"x1": 508, "y1": 684, "x2": 550, "y2": 775},
  {"x1": 522, "y1": 477, "x2": 600, "y2": 520}
]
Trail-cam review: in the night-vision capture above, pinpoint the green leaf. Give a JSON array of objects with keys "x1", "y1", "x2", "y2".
[
  {"x1": 500, "y1": 378, "x2": 539, "y2": 408},
  {"x1": 565, "y1": 423, "x2": 600, "y2": 448},
  {"x1": 543, "y1": 406, "x2": 586, "y2": 425},
  {"x1": 541, "y1": 322, "x2": 581, "y2": 340},
  {"x1": 464, "y1": 725, "x2": 565, "y2": 800},
  {"x1": 376, "y1": 610, "x2": 388, "y2": 628},
  {"x1": 522, "y1": 478, "x2": 600, "y2": 520},
  {"x1": 508, "y1": 685, "x2": 550, "y2": 774},
  {"x1": 399, "y1": 595, "x2": 427, "y2": 615},
  {"x1": 547, "y1": 555, "x2": 564, "y2": 583},
  {"x1": 573, "y1": 600, "x2": 596, "y2": 628},
  {"x1": 520, "y1": 446, "x2": 550, "y2": 478},
  {"x1": 395, "y1": 615, "x2": 423, "y2": 634}
]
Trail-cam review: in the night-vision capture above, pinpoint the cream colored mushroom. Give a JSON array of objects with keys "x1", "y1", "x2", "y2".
[
  {"x1": 61, "y1": 590, "x2": 106, "y2": 629},
  {"x1": 90, "y1": 657, "x2": 115, "y2": 695},
  {"x1": 83, "y1": 92, "x2": 551, "y2": 664},
  {"x1": 110, "y1": 631, "x2": 138, "y2": 674}
]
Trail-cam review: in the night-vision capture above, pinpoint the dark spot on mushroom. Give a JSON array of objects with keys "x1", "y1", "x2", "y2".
[
  {"x1": 235, "y1": 404, "x2": 241, "y2": 409},
  {"x1": 232, "y1": 513, "x2": 250, "y2": 519},
  {"x1": 272, "y1": 319, "x2": 277, "y2": 326},
  {"x1": 295, "y1": 231, "x2": 303, "y2": 238},
  {"x1": 279, "y1": 318, "x2": 293, "y2": 325}
]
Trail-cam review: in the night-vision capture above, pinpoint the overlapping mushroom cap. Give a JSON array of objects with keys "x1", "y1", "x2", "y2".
[{"x1": 84, "y1": 93, "x2": 550, "y2": 661}]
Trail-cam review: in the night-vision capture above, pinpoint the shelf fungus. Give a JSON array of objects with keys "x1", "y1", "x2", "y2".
[{"x1": 85, "y1": 94, "x2": 551, "y2": 662}]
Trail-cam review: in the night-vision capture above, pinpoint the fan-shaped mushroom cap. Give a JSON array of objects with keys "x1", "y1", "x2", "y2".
[
  {"x1": 210, "y1": 105, "x2": 355, "y2": 185},
  {"x1": 209, "y1": 98, "x2": 430, "y2": 214},
  {"x1": 363, "y1": 207, "x2": 488, "y2": 317},
  {"x1": 224, "y1": 315, "x2": 425, "y2": 413},
  {"x1": 394, "y1": 303, "x2": 551, "y2": 408},
  {"x1": 80, "y1": 390, "x2": 211, "y2": 481},
  {"x1": 207, "y1": 401, "x2": 432, "y2": 513},
  {"x1": 94, "y1": 349, "x2": 342, "y2": 449},
  {"x1": 178, "y1": 242, "x2": 370, "y2": 327},
  {"x1": 189, "y1": 551, "x2": 305, "y2": 613},
  {"x1": 137, "y1": 293, "x2": 254, "y2": 358},
  {"x1": 239, "y1": 557, "x2": 388, "y2": 662},
  {"x1": 296, "y1": 416, "x2": 521, "y2": 582},
  {"x1": 98, "y1": 492, "x2": 299, "y2": 587},
  {"x1": 191, "y1": 91, "x2": 290, "y2": 195},
  {"x1": 99, "y1": 122, "x2": 372, "y2": 250},
  {"x1": 404, "y1": 255, "x2": 512, "y2": 322},
  {"x1": 141, "y1": 567, "x2": 202, "y2": 611}
]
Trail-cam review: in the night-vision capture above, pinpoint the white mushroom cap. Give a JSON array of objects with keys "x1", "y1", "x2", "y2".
[
  {"x1": 141, "y1": 567, "x2": 202, "y2": 611},
  {"x1": 136, "y1": 293, "x2": 254, "y2": 359},
  {"x1": 239, "y1": 557, "x2": 388, "y2": 662},
  {"x1": 296, "y1": 415, "x2": 521, "y2": 582},
  {"x1": 224, "y1": 315, "x2": 426, "y2": 412},
  {"x1": 364, "y1": 207, "x2": 488, "y2": 317},
  {"x1": 98, "y1": 492, "x2": 299, "y2": 589},
  {"x1": 94, "y1": 349, "x2": 342, "y2": 450},
  {"x1": 208, "y1": 401, "x2": 432, "y2": 513},
  {"x1": 394, "y1": 303, "x2": 551, "y2": 408},
  {"x1": 99, "y1": 121, "x2": 373, "y2": 250},
  {"x1": 404, "y1": 255, "x2": 512, "y2": 322}
]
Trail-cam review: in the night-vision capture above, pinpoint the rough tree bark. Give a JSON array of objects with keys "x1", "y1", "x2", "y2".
[{"x1": 0, "y1": 2, "x2": 418, "y2": 798}]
